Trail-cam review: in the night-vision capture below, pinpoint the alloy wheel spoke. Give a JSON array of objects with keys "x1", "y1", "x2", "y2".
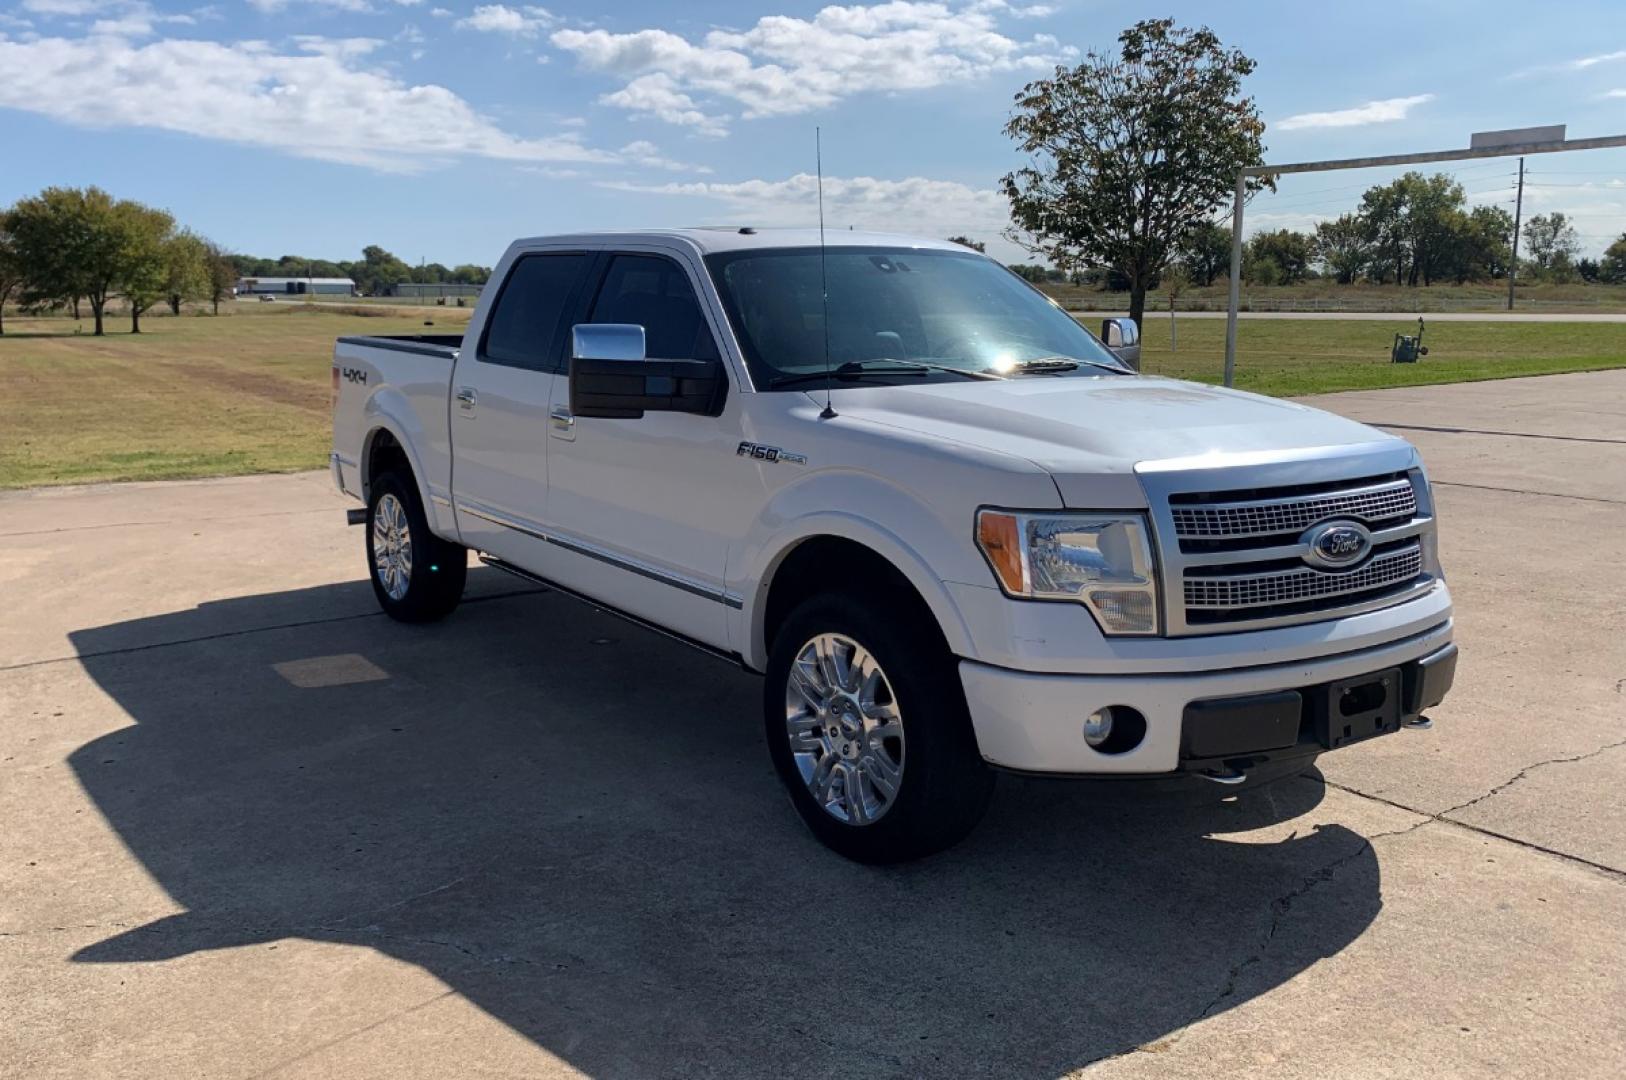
[{"x1": 842, "y1": 763, "x2": 869, "y2": 824}]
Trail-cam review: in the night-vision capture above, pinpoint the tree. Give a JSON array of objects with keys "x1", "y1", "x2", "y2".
[
  {"x1": 1523, "y1": 213, "x2": 1580, "y2": 277},
  {"x1": 0, "y1": 207, "x2": 22, "y2": 336},
  {"x1": 163, "y1": 231, "x2": 209, "y2": 316},
  {"x1": 112, "y1": 201, "x2": 176, "y2": 333},
  {"x1": 1448, "y1": 205, "x2": 1513, "y2": 283},
  {"x1": 1600, "y1": 233, "x2": 1626, "y2": 284},
  {"x1": 449, "y1": 264, "x2": 491, "y2": 285},
  {"x1": 8, "y1": 186, "x2": 139, "y2": 335},
  {"x1": 355, "y1": 244, "x2": 413, "y2": 295},
  {"x1": 1007, "y1": 263, "x2": 1049, "y2": 283},
  {"x1": 946, "y1": 235, "x2": 987, "y2": 253},
  {"x1": 1312, "y1": 214, "x2": 1372, "y2": 284},
  {"x1": 202, "y1": 239, "x2": 238, "y2": 315},
  {"x1": 1002, "y1": 18, "x2": 1268, "y2": 327},
  {"x1": 1246, "y1": 228, "x2": 1312, "y2": 284},
  {"x1": 1178, "y1": 220, "x2": 1231, "y2": 286}
]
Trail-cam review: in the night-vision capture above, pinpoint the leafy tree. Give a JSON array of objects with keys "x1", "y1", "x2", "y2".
[
  {"x1": 0, "y1": 207, "x2": 22, "y2": 336},
  {"x1": 8, "y1": 186, "x2": 145, "y2": 335},
  {"x1": 113, "y1": 201, "x2": 176, "y2": 333},
  {"x1": 1522, "y1": 213, "x2": 1580, "y2": 277},
  {"x1": 1246, "y1": 228, "x2": 1312, "y2": 284},
  {"x1": 202, "y1": 240, "x2": 238, "y2": 315},
  {"x1": 1577, "y1": 257, "x2": 1601, "y2": 283},
  {"x1": 1002, "y1": 18, "x2": 1268, "y2": 326},
  {"x1": 1600, "y1": 233, "x2": 1626, "y2": 284},
  {"x1": 163, "y1": 231, "x2": 209, "y2": 315},
  {"x1": 355, "y1": 244, "x2": 413, "y2": 295},
  {"x1": 449, "y1": 264, "x2": 491, "y2": 285},
  {"x1": 1006, "y1": 263, "x2": 1049, "y2": 283},
  {"x1": 946, "y1": 235, "x2": 987, "y2": 253},
  {"x1": 1178, "y1": 220, "x2": 1231, "y2": 286},
  {"x1": 1312, "y1": 214, "x2": 1372, "y2": 284},
  {"x1": 1447, "y1": 205, "x2": 1513, "y2": 283}
]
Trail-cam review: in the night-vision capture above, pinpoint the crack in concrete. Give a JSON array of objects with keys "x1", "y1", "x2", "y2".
[
  {"x1": 1191, "y1": 816, "x2": 1431, "y2": 1025},
  {"x1": 1430, "y1": 480, "x2": 1626, "y2": 506},
  {"x1": 1438, "y1": 736, "x2": 1626, "y2": 820}
]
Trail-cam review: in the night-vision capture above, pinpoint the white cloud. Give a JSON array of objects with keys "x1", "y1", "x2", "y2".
[
  {"x1": 1605, "y1": 88, "x2": 1626, "y2": 98},
  {"x1": 428, "y1": 5, "x2": 450, "y2": 15},
  {"x1": 551, "y1": 1, "x2": 1074, "y2": 135},
  {"x1": 1276, "y1": 93, "x2": 1433, "y2": 131},
  {"x1": 22, "y1": 0, "x2": 193, "y2": 35},
  {"x1": 602, "y1": 173, "x2": 1011, "y2": 248},
  {"x1": 21, "y1": 0, "x2": 105, "y2": 14},
  {"x1": 246, "y1": 0, "x2": 376, "y2": 14},
  {"x1": 0, "y1": 32, "x2": 616, "y2": 172},
  {"x1": 620, "y1": 139, "x2": 711, "y2": 174},
  {"x1": 457, "y1": 4, "x2": 554, "y2": 37},
  {"x1": 1571, "y1": 48, "x2": 1626, "y2": 69}
]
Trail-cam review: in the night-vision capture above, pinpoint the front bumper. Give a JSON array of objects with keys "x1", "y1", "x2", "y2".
[{"x1": 959, "y1": 619, "x2": 1455, "y2": 776}]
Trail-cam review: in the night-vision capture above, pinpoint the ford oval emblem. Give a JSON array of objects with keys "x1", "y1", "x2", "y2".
[{"x1": 1301, "y1": 520, "x2": 1372, "y2": 569}]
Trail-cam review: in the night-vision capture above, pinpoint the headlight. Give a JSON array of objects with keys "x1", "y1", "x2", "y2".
[{"x1": 976, "y1": 509, "x2": 1160, "y2": 635}]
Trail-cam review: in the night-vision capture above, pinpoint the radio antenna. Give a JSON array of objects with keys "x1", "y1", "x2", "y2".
[{"x1": 816, "y1": 126, "x2": 836, "y2": 420}]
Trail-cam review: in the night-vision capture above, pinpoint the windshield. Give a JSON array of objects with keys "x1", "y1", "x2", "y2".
[{"x1": 703, "y1": 246, "x2": 1131, "y2": 390}]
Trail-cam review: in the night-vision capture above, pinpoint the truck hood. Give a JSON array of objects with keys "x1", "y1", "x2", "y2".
[{"x1": 828, "y1": 375, "x2": 1403, "y2": 502}]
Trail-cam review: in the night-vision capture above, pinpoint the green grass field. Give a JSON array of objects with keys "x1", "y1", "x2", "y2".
[
  {"x1": 1, "y1": 304, "x2": 1623, "y2": 488},
  {"x1": 0, "y1": 303, "x2": 472, "y2": 488}
]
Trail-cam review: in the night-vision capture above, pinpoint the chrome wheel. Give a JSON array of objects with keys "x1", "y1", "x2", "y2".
[
  {"x1": 784, "y1": 633, "x2": 905, "y2": 826},
  {"x1": 372, "y1": 492, "x2": 412, "y2": 601}
]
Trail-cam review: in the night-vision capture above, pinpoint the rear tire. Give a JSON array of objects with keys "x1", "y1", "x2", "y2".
[
  {"x1": 366, "y1": 470, "x2": 467, "y2": 623},
  {"x1": 764, "y1": 592, "x2": 994, "y2": 863}
]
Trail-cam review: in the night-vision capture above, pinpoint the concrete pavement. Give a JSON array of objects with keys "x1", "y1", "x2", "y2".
[{"x1": 3, "y1": 371, "x2": 1624, "y2": 1078}]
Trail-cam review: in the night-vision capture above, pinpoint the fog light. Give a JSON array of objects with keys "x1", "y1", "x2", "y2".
[{"x1": 1083, "y1": 708, "x2": 1114, "y2": 747}]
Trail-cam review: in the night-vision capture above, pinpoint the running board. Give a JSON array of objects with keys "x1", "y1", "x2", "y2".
[{"x1": 477, "y1": 555, "x2": 747, "y2": 670}]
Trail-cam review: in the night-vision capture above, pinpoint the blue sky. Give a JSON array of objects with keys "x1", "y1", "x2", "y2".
[{"x1": 3, "y1": 0, "x2": 1625, "y2": 264}]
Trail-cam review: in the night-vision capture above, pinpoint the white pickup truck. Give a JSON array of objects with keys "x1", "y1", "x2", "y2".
[{"x1": 331, "y1": 229, "x2": 1456, "y2": 862}]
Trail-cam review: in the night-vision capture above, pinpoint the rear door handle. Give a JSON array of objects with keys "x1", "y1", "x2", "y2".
[
  {"x1": 550, "y1": 405, "x2": 575, "y2": 440},
  {"x1": 456, "y1": 386, "x2": 477, "y2": 413}
]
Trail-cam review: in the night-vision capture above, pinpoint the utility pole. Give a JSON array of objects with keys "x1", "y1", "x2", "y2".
[{"x1": 1507, "y1": 157, "x2": 1524, "y2": 311}]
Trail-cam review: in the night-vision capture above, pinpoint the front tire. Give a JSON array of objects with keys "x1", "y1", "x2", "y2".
[
  {"x1": 366, "y1": 470, "x2": 467, "y2": 622},
  {"x1": 764, "y1": 593, "x2": 994, "y2": 863}
]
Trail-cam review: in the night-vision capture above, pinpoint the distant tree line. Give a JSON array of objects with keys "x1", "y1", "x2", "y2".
[
  {"x1": 232, "y1": 246, "x2": 492, "y2": 296},
  {"x1": 0, "y1": 186, "x2": 496, "y2": 337},
  {"x1": 0, "y1": 186, "x2": 236, "y2": 336},
  {"x1": 1154, "y1": 171, "x2": 1618, "y2": 290}
]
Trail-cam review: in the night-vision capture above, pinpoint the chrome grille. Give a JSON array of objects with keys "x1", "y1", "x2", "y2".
[
  {"x1": 1145, "y1": 464, "x2": 1437, "y2": 635},
  {"x1": 1185, "y1": 543, "x2": 1423, "y2": 612},
  {"x1": 1171, "y1": 478, "x2": 1416, "y2": 542}
]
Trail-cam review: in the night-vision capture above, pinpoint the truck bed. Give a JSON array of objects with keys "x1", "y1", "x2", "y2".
[{"x1": 335, "y1": 334, "x2": 463, "y2": 360}]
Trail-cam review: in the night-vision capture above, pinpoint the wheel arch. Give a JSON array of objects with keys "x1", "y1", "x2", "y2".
[{"x1": 747, "y1": 525, "x2": 975, "y2": 673}]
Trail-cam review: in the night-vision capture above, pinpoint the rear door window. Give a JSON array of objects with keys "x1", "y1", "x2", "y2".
[
  {"x1": 480, "y1": 252, "x2": 590, "y2": 370},
  {"x1": 586, "y1": 254, "x2": 720, "y2": 361}
]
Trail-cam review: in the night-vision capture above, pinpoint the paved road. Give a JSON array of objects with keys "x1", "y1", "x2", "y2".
[{"x1": 3, "y1": 372, "x2": 1624, "y2": 1078}]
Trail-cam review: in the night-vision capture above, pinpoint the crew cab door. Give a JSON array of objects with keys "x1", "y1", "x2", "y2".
[
  {"x1": 541, "y1": 249, "x2": 742, "y2": 651},
  {"x1": 448, "y1": 247, "x2": 594, "y2": 566}
]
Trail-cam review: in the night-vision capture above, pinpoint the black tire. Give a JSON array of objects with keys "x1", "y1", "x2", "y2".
[
  {"x1": 764, "y1": 592, "x2": 994, "y2": 863},
  {"x1": 366, "y1": 469, "x2": 467, "y2": 623}
]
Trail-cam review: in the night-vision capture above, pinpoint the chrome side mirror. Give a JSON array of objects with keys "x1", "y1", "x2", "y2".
[
  {"x1": 1100, "y1": 317, "x2": 1141, "y2": 371},
  {"x1": 572, "y1": 323, "x2": 646, "y2": 362}
]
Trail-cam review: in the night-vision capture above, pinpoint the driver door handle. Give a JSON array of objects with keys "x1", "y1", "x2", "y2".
[
  {"x1": 455, "y1": 386, "x2": 477, "y2": 414},
  {"x1": 550, "y1": 405, "x2": 576, "y2": 440}
]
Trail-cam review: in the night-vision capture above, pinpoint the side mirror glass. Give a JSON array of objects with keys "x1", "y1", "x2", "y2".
[{"x1": 572, "y1": 323, "x2": 646, "y2": 362}]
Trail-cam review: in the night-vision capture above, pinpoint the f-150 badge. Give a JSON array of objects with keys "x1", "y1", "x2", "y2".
[{"x1": 737, "y1": 441, "x2": 806, "y2": 466}]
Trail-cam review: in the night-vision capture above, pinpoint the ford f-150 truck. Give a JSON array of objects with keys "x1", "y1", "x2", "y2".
[{"x1": 331, "y1": 229, "x2": 1457, "y2": 863}]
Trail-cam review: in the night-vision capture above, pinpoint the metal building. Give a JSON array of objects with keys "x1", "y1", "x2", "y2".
[{"x1": 236, "y1": 277, "x2": 358, "y2": 297}]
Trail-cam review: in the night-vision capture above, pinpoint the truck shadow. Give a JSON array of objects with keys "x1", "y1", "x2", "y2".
[{"x1": 66, "y1": 571, "x2": 1383, "y2": 1076}]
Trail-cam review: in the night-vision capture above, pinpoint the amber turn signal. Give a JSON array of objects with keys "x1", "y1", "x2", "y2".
[{"x1": 976, "y1": 510, "x2": 1026, "y2": 596}]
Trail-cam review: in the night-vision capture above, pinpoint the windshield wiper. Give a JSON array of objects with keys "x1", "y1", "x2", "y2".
[
  {"x1": 1010, "y1": 355, "x2": 1131, "y2": 376},
  {"x1": 766, "y1": 358, "x2": 1002, "y2": 388}
]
